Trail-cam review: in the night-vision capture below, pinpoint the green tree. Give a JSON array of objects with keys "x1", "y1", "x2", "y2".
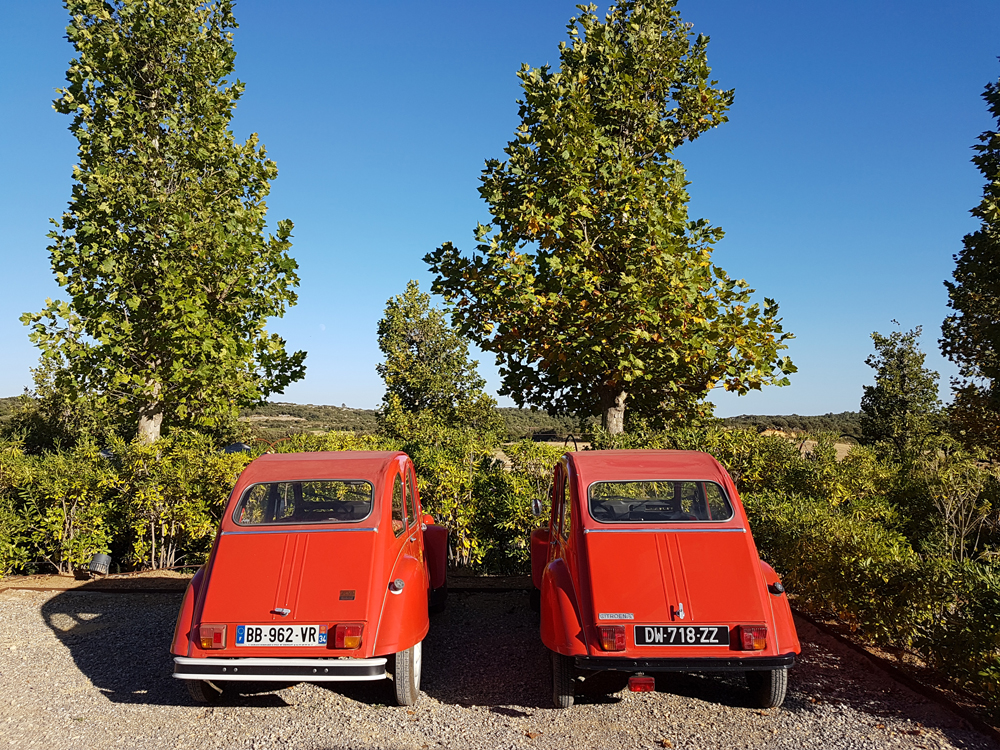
[
  {"x1": 426, "y1": 0, "x2": 794, "y2": 434},
  {"x1": 941, "y1": 72, "x2": 1000, "y2": 451},
  {"x1": 860, "y1": 325, "x2": 940, "y2": 459},
  {"x1": 376, "y1": 280, "x2": 504, "y2": 442},
  {"x1": 1, "y1": 359, "x2": 108, "y2": 455},
  {"x1": 22, "y1": 0, "x2": 305, "y2": 443}
]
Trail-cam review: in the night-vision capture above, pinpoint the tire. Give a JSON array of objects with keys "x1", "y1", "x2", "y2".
[
  {"x1": 186, "y1": 679, "x2": 223, "y2": 704},
  {"x1": 528, "y1": 587, "x2": 540, "y2": 613},
  {"x1": 746, "y1": 668, "x2": 788, "y2": 708},
  {"x1": 551, "y1": 650, "x2": 574, "y2": 708},
  {"x1": 429, "y1": 583, "x2": 448, "y2": 614},
  {"x1": 394, "y1": 641, "x2": 422, "y2": 706}
]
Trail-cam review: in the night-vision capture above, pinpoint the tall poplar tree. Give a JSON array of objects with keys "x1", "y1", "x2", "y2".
[
  {"x1": 23, "y1": 0, "x2": 305, "y2": 443},
  {"x1": 426, "y1": 0, "x2": 794, "y2": 433},
  {"x1": 941, "y1": 72, "x2": 1000, "y2": 450}
]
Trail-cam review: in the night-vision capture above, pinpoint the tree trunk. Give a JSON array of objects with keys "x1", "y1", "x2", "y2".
[
  {"x1": 138, "y1": 403, "x2": 163, "y2": 443},
  {"x1": 600, "y1": 388, "x2": 628, "y2": 435},
  {"x1": 138, "y1": 379, "x2": 163, "y2": 443}
]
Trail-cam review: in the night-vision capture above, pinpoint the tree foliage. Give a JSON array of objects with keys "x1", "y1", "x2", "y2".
[
  {"x1": 941, "y1": 71, "x2": 1000, "y2": 452},
  {"x1": 860, "y1": 325, "x2": 941, "y2": 459},
  {"x1": 376, "y1": 280, "x2": 503, "y2": 442},
  {"x1": 426, "y1": 0, "x2": 794, "y2": 433},
  {"x1": 22, "y1": 0, "x2": 305, "y2": 443}
]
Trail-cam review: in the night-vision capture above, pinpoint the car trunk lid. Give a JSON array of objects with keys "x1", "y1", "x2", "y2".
[
  {"x1": 584, "y1": 528, "x2": 766, "y2": 626},
  {"x1": 199, "y1": 528, "x2": 377, "y2": 624}
]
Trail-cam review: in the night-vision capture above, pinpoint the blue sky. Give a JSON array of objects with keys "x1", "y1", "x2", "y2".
[{"x1": 2, "y1": 1, "x2": 999, "y2": 416}]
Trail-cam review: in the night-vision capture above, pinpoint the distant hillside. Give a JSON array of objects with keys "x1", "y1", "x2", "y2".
[
  {"x1": 720, "y1": 411, "x2": 861, "y2": 439},
  {"x1": 239, "y1": 403, "x2": 596, "y2": 440},
  {"x1": 0, "y1": 396, "x2": 20, "y2": 423},
  {"x1": 240, "y1": 402, "x2": 378, "y2": 435},
  {"x1": 7, "y1": 395, "x2": 862, "y2": 441},
  {"x1": 499, "y1": 407, "x2": 598, "y2": 440}
]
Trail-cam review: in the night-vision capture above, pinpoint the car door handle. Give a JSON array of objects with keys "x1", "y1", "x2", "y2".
[{"x1": 409, "y1": 535, "x2": 417, "y2": 542}]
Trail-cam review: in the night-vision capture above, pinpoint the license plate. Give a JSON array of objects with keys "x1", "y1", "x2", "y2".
[
  {"x1": 634, "y1": 625, "x2": 730, "y2": 646},
  {"x1": 235, "y1": 624, "x2": 328, "y2": 646}
]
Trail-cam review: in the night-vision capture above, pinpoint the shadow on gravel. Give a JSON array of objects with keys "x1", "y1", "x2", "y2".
[
  {"x1": 34, "y1": 583, "x2": 998, "y2": 747},
  {"x1": 40, "y1": 582, "x2": 196, "y2": 706}
]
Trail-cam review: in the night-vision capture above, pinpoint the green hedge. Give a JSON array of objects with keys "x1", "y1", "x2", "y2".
[{"x1": 3, "y1": 423, "x2": 998, "y2": 708}]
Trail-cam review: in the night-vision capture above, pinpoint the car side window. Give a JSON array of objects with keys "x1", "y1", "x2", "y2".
[
  {"x1": 559, "y1": 473, "x2": 571, "y2": 540},
  {"x1": 405, "y1": 467, "x2": 418, "y2": 527},
  {"x1": 392, "y1": 473, "x2": 406, "y2": 536}
]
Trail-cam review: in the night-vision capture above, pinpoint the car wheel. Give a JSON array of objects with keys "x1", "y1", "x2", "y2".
[
  {"x1": 528, "y1": 587, "x2": 540, "y2": 613},
  {"x1": 745, "y1": 668, "x2": 788, "y2": 708},
  {"x1": 551, "y1": 650, "x2": 574, "y2": 708},
  {"x1": 186, "y1": 679, "x2": 223, "y2": 704},
  {"x1": 394, "y1": 640, "x2": 422, "y2": 706},
  {"x1": 429, "y1": 583, "x2": 448, "y2": 614}
]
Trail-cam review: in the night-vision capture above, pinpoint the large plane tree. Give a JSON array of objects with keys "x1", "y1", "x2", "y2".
[{"x1": 426, "y1": 0, "x2": 794, "y2": 433}]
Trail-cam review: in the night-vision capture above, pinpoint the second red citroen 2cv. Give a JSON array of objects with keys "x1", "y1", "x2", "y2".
[
  {"x1": 171, "y1": 451, "x2": 448, "y2": 706},
  {"x1": 530, "y1": 450, "x2": 800, "y2": 708}
]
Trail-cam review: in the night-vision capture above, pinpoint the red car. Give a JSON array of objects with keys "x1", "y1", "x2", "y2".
[
  {"x1": 530, "y1": 450, "x2": 800, "y2": 708},
  {"x1": 171, "y1": 451, "x2": 448, "y2": 706}
]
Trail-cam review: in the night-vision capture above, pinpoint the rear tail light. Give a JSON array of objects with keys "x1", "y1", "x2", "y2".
[
  {"x1": 628, "y1": 675, "x2": 655, "y2": 692},
  {"x1": 334, "y1": 623, "x2": 364, "y2": 649},
  {"x1": 198, "y1": 624, "x2": 226, "y2": 650},
  {"x1": 598, "y1": 625, "x2": 626, "y2": 652},
  {"x1": 738, "y1": 625, "x2": 767, "y2": 651}
]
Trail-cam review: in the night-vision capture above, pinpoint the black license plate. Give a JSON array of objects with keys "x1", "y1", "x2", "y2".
[{"x1": 634, "y1": 625, "x2": 730, "y2": 646}]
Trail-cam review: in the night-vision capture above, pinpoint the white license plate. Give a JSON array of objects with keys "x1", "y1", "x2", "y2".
[{"x1": 235, "y1": 624, "x2": 328, "y2": 646}]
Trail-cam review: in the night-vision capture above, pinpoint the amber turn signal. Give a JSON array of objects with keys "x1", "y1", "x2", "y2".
[
  {"x1": 334, "y1": 623, "x2": 363, "y2": 649},
  {"x1": 598, "y1": 625, "x2": 626, "y2": 652},
  {"x1": 738, "y1": 625, "x2": 767, "y2": 651},
  {"x1": 198, "y1": 624, "x2": 226, "y2": 649}
]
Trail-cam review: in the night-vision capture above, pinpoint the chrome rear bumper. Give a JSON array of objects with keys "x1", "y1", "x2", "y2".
[
  {"x1": 172, "y1": 656, "x2": 387, "y2": 682},
  {"x1": 574, "y1": 653, "x2": 796, "y2": 672}
]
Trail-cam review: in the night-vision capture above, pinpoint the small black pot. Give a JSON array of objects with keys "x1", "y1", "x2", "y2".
[{"x1": 88, "y1": 553, "x2": 112, "y2": 575}]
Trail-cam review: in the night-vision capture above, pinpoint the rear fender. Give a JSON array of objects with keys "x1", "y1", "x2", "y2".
[
  {"x1": 170, "y1": 567, "x2": 205, "y2": 657},
  {"x1": 530, "y1": 527, "x2": 550, "y2": 590},
  {"x1": 424, "y1": 524, "x2": 448, "y2": 590},
  {"x1": 540, "y1": 558, "x2": 587, "y2": 655},
  {"x1": 374, "y1": 553, "x2": 429, "y2": 656},
  {"x1": 759, "y1": 560, "x2": 801, "y2": 655}
]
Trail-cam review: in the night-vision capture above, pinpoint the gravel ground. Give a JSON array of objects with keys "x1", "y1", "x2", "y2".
[{"x1": 0, "y1": 587, "x2": 995, "y2": 750}]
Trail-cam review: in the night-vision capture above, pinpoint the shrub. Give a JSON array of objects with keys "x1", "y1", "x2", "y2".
[
  {"x1": 743, "y1": 490, "x2": 935, "y2": 646},
  {"x1": 472, "y1": 441, "x2": 565, "y2": 575},
  {"x1": 916, "y1": 561, "x2": 1000, "y2": 698},
  {"x1": 2, "y1": 441, "x2": 116, "y2": 574},
  {"x1": 110, "y1": 432, "x2": 253, "y2": 570}
]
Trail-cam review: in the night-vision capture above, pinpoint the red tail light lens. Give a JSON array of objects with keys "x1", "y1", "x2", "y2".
[
  {"x1": 198, "y1": 624, "x2": 226, "y2": 650},
  {"x1": 598, "y1": 625, "x2": 626, "y2": 652},
  {"x1": 628, "y1": 675, "x2": 655, "y2": 692},
  {"x1": 738, "y1": 625, "x2": 767, "y2": 651},
  {"x1": 334, "y1": 623, "x2": 364, "y2": 649}
]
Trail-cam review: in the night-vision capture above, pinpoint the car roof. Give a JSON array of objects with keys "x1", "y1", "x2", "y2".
[
  {"x1": 565, "y1": 450, "x2": 733, "y2": 487},
  {"x1": 236, "y1": 451, "x2": 406, "y2": 484}
]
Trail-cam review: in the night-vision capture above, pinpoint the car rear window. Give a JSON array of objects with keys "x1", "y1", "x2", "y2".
[
  {"x1": 588, "y1": 480, "x2": 734, "y2": 523},
  {"x1": 233, "y1": 480, "x2": 374, "y2": 526}
]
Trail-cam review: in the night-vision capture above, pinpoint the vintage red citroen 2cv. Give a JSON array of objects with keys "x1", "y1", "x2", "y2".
[
  {"x1": 171, "y1": 451, "x2": 448, "y2": 706},
  {"x1": 531, "y1": 450, "x2": 800, "y2": 709}
]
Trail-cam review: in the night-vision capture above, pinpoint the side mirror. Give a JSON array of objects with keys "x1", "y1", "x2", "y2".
[{"x1": 531, "y1": 496, "x2": 544, "y2": 517}]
